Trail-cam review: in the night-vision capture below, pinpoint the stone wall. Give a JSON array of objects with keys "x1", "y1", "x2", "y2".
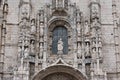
[{"x1": 0, "y1": 0, "x2": 120, "y2": 80}]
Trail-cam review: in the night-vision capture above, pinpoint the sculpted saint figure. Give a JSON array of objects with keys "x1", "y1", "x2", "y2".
[{"x1": 57, "y1": 38, "x2": 63, "y2": 51}]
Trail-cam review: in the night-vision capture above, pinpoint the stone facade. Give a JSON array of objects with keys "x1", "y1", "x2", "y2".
[{"x1": 0, "y1": 0, "x2": 120, "y2": 80}]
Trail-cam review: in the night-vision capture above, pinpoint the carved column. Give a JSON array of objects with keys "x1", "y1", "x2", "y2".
[
  {"x1": 30, "y1": 19, "x2": 36, "y2": 56},
  {"x1": 89, "y1": 0, "x2": 105, "y2": 80},
  {"x1": 0, "y1": 1, "x2": 8, "y2": 80},
  {"x1": 84, "y1": 20, "x2": 91, "y2": 58},
  {"x1": 112, "y1": 0, "x2": 120, "y2": 75},
  {"x1": 14, "y1": 1, "x2": 32, "y2": 80},
  {"x1": 76, "y1": 9, "x2": 82, "y2": 59},
  {"x1": 39, "y1": 10, "x2": 44, "y2": 59},
  {"x1": 43, "y1": 9, "x2": 47, "y2": 69},
  {"x1": 35, "y1": 9, "x2": 45, "y2": 72},
  {"x1": 35, "y1": 13, "x2": 40, "y2": 73}
]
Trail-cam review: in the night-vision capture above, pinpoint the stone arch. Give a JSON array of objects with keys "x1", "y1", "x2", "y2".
[
  {"x1": 32, "y1": 65, "x2": 87, "y2": 80},
  {"x1": 48, "y1": 18, "x2": 72, "y2": 31},
  {"x1": 47, "y1": 18, "x2": 73, "y2": 55}
]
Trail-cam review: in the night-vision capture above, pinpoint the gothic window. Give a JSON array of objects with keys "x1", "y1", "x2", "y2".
[{"x1": 52, "y1": 26, "x2": 68, "y2": 54}]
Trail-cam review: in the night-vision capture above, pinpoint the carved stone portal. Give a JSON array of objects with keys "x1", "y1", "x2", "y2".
[
  {"x1": 33, "y1": 65, "x2": 87, "y2": 80},
  {"x1": 42, "y1": 72, "x2": 77, "y2": 80}
]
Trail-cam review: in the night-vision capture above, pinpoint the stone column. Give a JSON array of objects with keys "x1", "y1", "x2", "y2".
[
  {"x1": 90, "y1": 0, "x2": 105, "y2": 80},
  {"x1": 43, "y1": 11, "x2": 47, "y2": 69},
  {"x1": 112, "y1": 0, "x2": 120, "y2": 75},
  {"x1": 35, "y1": 13, "x2": 40, "y2": 73},
  {"x1": 1, "y1": 0, "x2": 8, "y2": 80}
]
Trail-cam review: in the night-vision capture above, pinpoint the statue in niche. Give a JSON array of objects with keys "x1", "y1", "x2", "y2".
[
  {"x1": 18, "y1": 46, "x2": 22, "y2": 58},
  {"x1": 25, "y1": 38, "x2": 29, "y2": 47},
  {"x1": 92, "y1": 48, "x2": 96, "y2": 60},
  {"x1": 39, "y1": 43, "x2": 43, "y2": 58},
  {"x1": 31, "y1": 19, "x2": 36, "y2": 34},
  {"x1": 40, "y1": 10, "x2": 44, "y2": 22},
  {"x1": 84, "y1": 20, "x2": 90, "y2": 35},
  {"x1": 24, "y1": 47, "x2": 29, "y2": 58},
  {"x1": 85, "y1": 42, "x2": 90, "y2": 57},
  {"x1": 57, "y1": 38, "x2": 63, "y2": 52},
  {"x1": 21, "y1": 5, "x2": 30, "y2": 18},
  {"x1": 30, "y1": 40, "x2": 35, "y2": 54},
  {"x1": 77, "y1": 43, "x2": 82, "y2": 58},
  {"x1": 40, "y1": 23, "x2": 44, "y2": 36},
  {"x1": 91, "y1": 5, "x2": 99, "y2": 18}
]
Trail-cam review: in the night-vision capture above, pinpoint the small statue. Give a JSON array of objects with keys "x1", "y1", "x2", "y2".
[
  {"x1": 21, "y1": 5, "x2": 30, "y2": 19},
  {"x1": 24, "y1": 48, "x2": 29, "y2": 58},
  {"x1": 31, "y1": 19, "x2": 36, "y2": 34},
  {"x1": 85, "y1": 42, "x2": 90, "y2": 57},
  {"x1": 77, "y1": 43, "x2": 82, "y2": 58},
  {"x1": 30, "y1": 40, "x2": 35, "y2": 54},
  {"x1": 84, "y1": 20, "x2": 90, "y2": 35},
  {"x1": 91, "y1": 5, "x2": 99, "y2": 18},
  {"x1": 92, "y1": 48, "x2": 96, "y2": 60},
  {"x1": 57, "y1": 38, "x2": 63, "y2": 51}
]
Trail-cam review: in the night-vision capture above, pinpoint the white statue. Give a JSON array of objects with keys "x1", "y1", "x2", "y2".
[
  {"x1": 84, "y1": 20, "x2": 89, "y2": 35},
  {"x1": 92, "y1": 48, "x2": 96, "y2": 60},
  {"x1": 85, "y1": 42, "x2": 90, "y2": 57},
  {"x1": 24, "y1": 48, "x2": 29, "y2": 58},
  {"x1": 31, "y1": 20, "x2": 36, "y2": 34},
  {"x1": 30, "y1": 40, "x2": 35, "y2": 54},
  {"x1": 57, "y1": 38, "x2": 63, "y2": 51},
  {"x1": 77, "y1": 43, "x2": 82, "y2": 58},
  {"x1": 40, "y1": 23, "x2": 44, "y2": 36}
]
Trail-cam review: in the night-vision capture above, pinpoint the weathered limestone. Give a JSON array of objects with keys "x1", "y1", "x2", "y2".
[{"x1": 0, "y1": 0, "x2": 120, "y2": 80}]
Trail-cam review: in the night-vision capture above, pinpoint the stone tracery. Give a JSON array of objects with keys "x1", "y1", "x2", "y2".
[{"x1": 14, "y1": 0, "x2": 106, "y2": 80}]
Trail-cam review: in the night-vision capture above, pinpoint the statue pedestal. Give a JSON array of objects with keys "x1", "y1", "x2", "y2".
[{"x1": 57, "y1": 50, "x2": 63, "y2": 58}]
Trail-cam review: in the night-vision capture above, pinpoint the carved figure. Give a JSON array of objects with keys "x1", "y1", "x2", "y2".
[
  {"x1": 57, "y1": 38, "x2": 63, "y2": 51},
  {"x1": 30, "y1": 40, "x2": 35, "y2": 54},
  {"x1": 31, "y1": 19, "x2": 36, "y2": 34},
  {"x1": 84, "y1": 20, "x2": 89, "y2": 35}
]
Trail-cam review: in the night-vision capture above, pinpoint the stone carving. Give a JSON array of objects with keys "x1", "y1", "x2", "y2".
[
  {"x1": 31, "y1": 19, "x2": 36, "y2": 34},
  {"x1": 77, "y1": 43, "x2": 82, "y2": 58},
  {"x1": 18, "y1": 46, "x2": 22, "y2": 58},
  {"x1": 57, "y1": 38, "x2": 63, "y2": 51},
  {"x1": 84, "y1": 20, "x2": 90, "y2": 35},
  {"x1": 77, "y1": 23, "x2": 81, "y2": 34},
  {"x1": 21, "y1": 4, "x2": 30, "y2": 19},
  {"x1": 76, "y1": 9, "x2": 81, "y2": 22},
  {"x1": 24, "y1": 48, "x2": 29, "y2": 58},
  {"x1": 92, "y1": 48, "x2": 96, "y2": 60},
  {"x1": 42, "y1": 73, "x2": 77, "y2": 80},
  {"x1": 40, "y1": 23, "x2": 44, "y2": 37},
  {"x1": 39, "y1": 10, "x2": 44, "y2": 22},
  {"x1": 39, "y1": 43, "x2": 43, "y2": 58},
  {"x1": 30, "y1": 40, "x2": 35, "y2": 55},
  {"x1": 85, "y1": 42, "x2": 90, "y2": 57},
  {"x1": 64, "y1": 0, "x2": 68, "y2": 9},
  {"x1": 91, "y1": 5, "x2": 99, "y2": 18}
]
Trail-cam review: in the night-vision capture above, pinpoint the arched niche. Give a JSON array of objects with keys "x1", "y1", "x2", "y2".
[
  {"x1": 32, "y1": 65, "x2": 87, "y2": 80},
  {"x1": 52, "y1": 26, "x2": 68, "y2": 54},
  {"x1": 47, "y1": 19, "x2": 73, "y2": 55}
]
